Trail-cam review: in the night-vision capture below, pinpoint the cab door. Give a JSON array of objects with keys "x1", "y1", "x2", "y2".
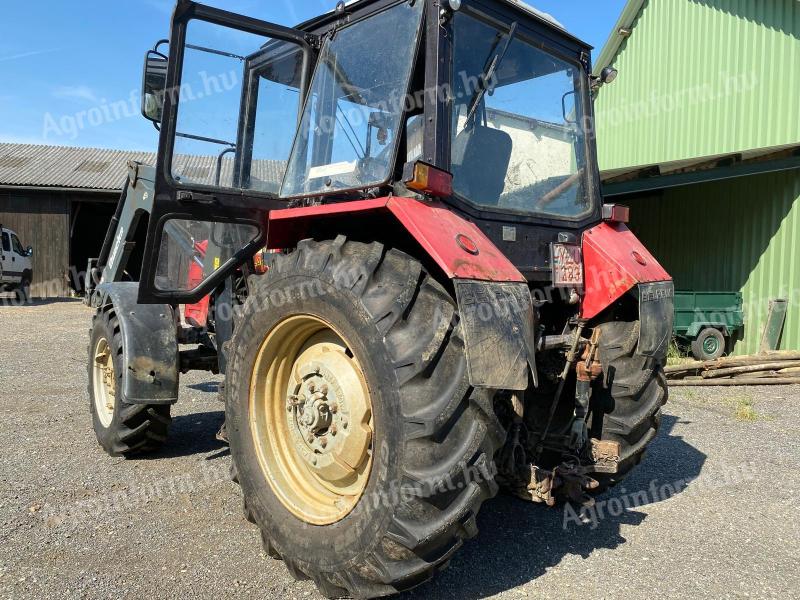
[
  {"x1": 1, "y1": 229, "x2": 17, "y2": 285},
  {"x1": 137, "y1": 1, "x2": 315, "y2": 304}
]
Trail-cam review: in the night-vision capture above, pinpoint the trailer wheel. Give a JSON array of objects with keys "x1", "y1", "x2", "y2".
[
  {"x1": 226, "y1": 238, "x2": 504, "y2": 598},
  {"x1": 589, "y1": 320, "x2": 667, "y2": 491},
  {"x1": 691, "y1": 327, "x2": 725, "y2": 361},
  {"x1": 88, "y1": 307, "x2": 171, "y2": 457}
]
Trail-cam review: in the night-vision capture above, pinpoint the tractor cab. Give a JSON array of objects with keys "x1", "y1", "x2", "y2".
[{"x1": 137, "y1": 0, "x2": 605, "y2": 303}]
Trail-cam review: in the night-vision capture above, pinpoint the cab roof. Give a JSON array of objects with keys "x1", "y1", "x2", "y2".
[{"x1": 297, "y1": 0, "x2": 584, "y2": 45}]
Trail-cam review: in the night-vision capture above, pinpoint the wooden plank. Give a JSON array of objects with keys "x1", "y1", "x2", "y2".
[
  {"x1": 670, "y1": 378, "x2": 800, "y2": 387},
  {"x1": 701, "y1": 361, "x2": 800, "y2": 379},
  {"x1": 666, "y1": 351, "x2": 800, "y2": 374}
]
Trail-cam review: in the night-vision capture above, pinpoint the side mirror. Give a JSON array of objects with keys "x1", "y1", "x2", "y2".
[
  {"x1": 141, "y1": 44, "x2": 169, "y2": 124},
  {"x1": 26, "y1": 246, "x2": 33, "y2": 257}
]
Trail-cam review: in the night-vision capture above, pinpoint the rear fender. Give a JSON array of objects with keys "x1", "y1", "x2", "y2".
[
  {"x1": 92, "y1": 282, "x2": 179, "y2": 405},
  {"x1": 267, "y1": 197, "x2": 535, "y2": 390},
  {"x1": 581, "y1": 222, "x2": 672, "y2": 320}
]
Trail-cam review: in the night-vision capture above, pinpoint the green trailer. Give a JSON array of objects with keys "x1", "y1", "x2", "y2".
[{"x1": 674, "y1": 291, "x2": 745, "y2": 360}]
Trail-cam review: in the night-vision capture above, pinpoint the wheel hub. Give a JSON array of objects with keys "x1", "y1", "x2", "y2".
[
  {"x1": 250, "y1": 315, "x2": 373, "y2": 525},
  {"x1": 92, "y1": 337, "x2": 116, "y2": 427}
]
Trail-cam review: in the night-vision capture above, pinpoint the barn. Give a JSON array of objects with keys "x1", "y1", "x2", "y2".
[
  {"x1": 0, "y1": 144, "x2": 153, "y2": 298},
  {"x1": 593, "y1": 0, "x2": 800, "y2": 354}
]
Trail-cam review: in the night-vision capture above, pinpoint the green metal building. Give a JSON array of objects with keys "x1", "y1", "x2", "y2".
[{"x1": 593, "y1": 0, "x2": 800, "y2": 355}]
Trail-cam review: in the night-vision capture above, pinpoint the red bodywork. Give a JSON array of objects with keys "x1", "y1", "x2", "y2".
[
  {"x1": 175, "y1": 198, "x2": 670, "y2": 328},
  {"x1": 268, "y1": 197, "x2": 526, "y2": 282},
  {"x1": 184, "y1": 240, "x2": 210, "y2": 327},
  {"x1": 267, "y1": 197, "x2": 671, "y2": 321},
  {"x1": 580, "y1": 222, "x2": 671, "y2": 320}
]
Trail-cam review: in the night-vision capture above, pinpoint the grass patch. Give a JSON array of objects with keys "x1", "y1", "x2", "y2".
[
  {"x1": 666, "y1": 339, "x2": 693, "y2": 367},
  {"x1": 733, "y1": 395, "x2": 759, "y2": 422}
]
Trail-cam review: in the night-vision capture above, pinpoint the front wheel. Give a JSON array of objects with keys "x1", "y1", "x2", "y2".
[
  {"x1": 226, "y1": 238, "x2": 505, "y2": 598},
  {"x1": 88, "y1": 306, "x2": 171, "y2": 457},
  {"x1": 14, "y1": 278, "x2": 30, "y2": 304}
]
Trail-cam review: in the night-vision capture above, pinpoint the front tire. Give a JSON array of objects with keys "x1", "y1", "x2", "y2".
[
  {"x1": 15, "y1": 277, "x2": 30, "y2": 304},
  {"x1": 226, "y1": 237, "x2": 505, "y2": 598},
  {"x1": 88, "y1": 306, "x2": 171, "y2": 457}
]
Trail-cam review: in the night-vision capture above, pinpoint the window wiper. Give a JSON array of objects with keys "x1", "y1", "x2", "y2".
[{"x1": 465, "y1": 21, "x2": 518, "y2": 125}]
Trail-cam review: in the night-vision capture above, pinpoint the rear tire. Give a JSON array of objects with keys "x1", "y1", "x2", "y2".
[
  {"x1": 226, "y1": 237, "x2": 505, "y2": 598},
  {"x1": 88, "y1": 306, "x2": 171, "y2": 457},
  {"x1": 589, "y1": 320, "x2": 667, "y2": 490}
]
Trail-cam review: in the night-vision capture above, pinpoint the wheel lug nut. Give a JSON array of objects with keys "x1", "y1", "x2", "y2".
[
  {"x1": 308, "y1": 382, "x2": 316, "y2": 392},
  {"x1": 330, "y1": 403, "x2": 338, "y2": 414},
  {"x1": 330, "y1": 424, "x2": 338, "y2": 436},
  {"x1": 320, "y1": 437, "x2": 328, "y2": 448},
  {"x1": 307, "y1": 434, "x2": 315, "y2": 444}
]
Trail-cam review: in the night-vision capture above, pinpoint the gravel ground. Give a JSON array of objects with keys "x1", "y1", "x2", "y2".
[{"x1": 0, "y1": 301, "x2": 798, "y2": 599}]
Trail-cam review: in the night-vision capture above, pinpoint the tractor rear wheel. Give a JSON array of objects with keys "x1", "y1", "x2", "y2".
[
  {"x1": 226, "y1": 237, "x2": 504, "y2": 598},
  {"x1": 88, "y1": 306, "x2": 171, "y2": 457},
  {"x1": 589, "y1": 320, "x2": 667, "y2": 490}
]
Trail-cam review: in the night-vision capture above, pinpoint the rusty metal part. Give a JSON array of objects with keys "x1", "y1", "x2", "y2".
[
  {"x1": 576, "y1": 328, "x2": 603, "y2": 382},
  {"x1": 589, "y1": 438, "x2": 621, "y2": 474},
  {"x1": 503, "y1": 461, "x2": 600, "y2": 508},
  {"x1": 570, "y1": 329, "x2": 603, "y2": 450},
  {"x1": 498, "y1": 392, "x2": 528, "y2": 479}
]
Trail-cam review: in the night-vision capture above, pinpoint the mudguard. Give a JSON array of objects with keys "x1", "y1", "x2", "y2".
[
  {"x1": 454, "y1": 280, "x2": 537, "y2": 390},
  {"x1": 267, "y1": 197, "x2": 526, "y2": 282},
  {"x1": 581, "y1": 222, "x2": 672, "y2": 320},
  {"x1": 91, "y1": 282, "x2": 179, "y2": 405},
  {"x1": 267, "y1": 196, "x2": 534, "y2": 390}
]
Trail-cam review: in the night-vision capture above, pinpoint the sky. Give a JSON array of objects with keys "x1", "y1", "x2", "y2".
[{"x1": 0, "y1": 0, "x2": 626, "y2": 152}]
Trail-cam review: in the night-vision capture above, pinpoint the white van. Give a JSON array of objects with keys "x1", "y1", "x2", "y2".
[{"x1": 0, "y1": 226, "x2": 33, "y2": 303}]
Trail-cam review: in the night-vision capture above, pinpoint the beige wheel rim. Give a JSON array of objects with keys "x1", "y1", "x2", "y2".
[
  {"x1": 93, "y1": 337, "x2": 116, "y2": 427},
  {"x1": 250, "y1": 315, "x2": 374, "y2": 525}
]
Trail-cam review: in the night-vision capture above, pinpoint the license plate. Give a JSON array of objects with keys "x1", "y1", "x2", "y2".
[{"x1": 551, "y1": 243, "x2": 584, "y2": 288}]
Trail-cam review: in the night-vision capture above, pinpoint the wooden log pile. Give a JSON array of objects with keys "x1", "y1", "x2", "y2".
[{"x1": 666, "y1": 351, "x2": 800, "y2": 386}]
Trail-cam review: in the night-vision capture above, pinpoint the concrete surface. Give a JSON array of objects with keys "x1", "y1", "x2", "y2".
[{"x1": 0, "y1": 301, "x2": 797, "y2": 599}]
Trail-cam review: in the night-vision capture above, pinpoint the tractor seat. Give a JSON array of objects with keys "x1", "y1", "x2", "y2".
[{"x1": 451, "y1": 124, "x2": 513, "y2": 207}]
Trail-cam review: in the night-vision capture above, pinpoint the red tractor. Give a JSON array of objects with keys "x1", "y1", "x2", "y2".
[{"x1": 85, "y1": 0, "x2": 673, "y2": 596}]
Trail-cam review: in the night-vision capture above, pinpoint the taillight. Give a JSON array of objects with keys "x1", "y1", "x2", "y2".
[
  {"x1": 602, "y1": 204, "x2": 630, "y2": 223},
  {"x1": 403, "y1": 161, "x2": 453, "y2": 197}
]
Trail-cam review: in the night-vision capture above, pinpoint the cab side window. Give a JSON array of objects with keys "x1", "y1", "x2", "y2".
[
  {"x1": 11, "y1": 234, "x2": 24, "y2": 256},
  {"x1": 1, "y1": 232, "x2": 9, "y2": 252}
]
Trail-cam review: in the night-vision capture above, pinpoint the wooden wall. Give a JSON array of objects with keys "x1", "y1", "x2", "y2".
[{"x1": 0, "y1": 189, "x2": 71, "y2": 297}]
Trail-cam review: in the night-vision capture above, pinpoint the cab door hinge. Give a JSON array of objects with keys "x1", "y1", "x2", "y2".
[{"x1": 305, "y1": 33, "x2": 322, "y2": 50}]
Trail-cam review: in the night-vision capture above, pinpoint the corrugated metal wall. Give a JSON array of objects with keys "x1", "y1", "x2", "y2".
[
  {"x1": 625, "y1": 169, "x2": 800, "y2": 354},
  {"x1": 0, "y1": 190, "x2": 71, "y2": 298},
  {"x1": 595, "y1": 0, "x2": 800, "y2": 172}
]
